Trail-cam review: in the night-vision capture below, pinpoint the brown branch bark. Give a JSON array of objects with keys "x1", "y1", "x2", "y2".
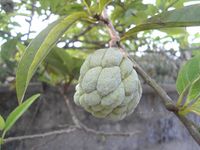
[{"x1": 99, "y1": 8, "x2": 200, "y2": 145}]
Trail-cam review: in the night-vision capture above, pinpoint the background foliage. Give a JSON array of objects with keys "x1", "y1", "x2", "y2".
[{"x1": 1, "y1": 0, "x2": 200, "y2": 86}]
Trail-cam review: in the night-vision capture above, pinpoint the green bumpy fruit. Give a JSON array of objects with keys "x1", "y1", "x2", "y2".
[{"x1": 74, "y1": 48, "x2": 142, "y2": 121}]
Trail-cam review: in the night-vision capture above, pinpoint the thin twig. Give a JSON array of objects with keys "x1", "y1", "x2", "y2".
[
  {"x1": 2, "y1": 86, "x2": 138, "y2": 144},
  {"x1": 59, "y1": 85, "x2": 139, "y2": 137},
  {"x1": 99, "y1": 7, "x2": 200, "y2": 145},
  {"x1": 63, "y1": 24, "x2": 95, "y2": 49},
  {"x1": 64, "y1": 46, "x2": 101, "y2": 50},
  {"x1": 42, "y1": 11, "x2": 52, "y2": 21},
  {"x1": 3, "y1": 126, "x2": 78, "y2": 144},
  {"x1": 75, "y1": 39, "x2": 107, "y2": 47},
  {"x1": 26, "y1": 0, "x2": 35, "y2": 40},
  {"x1": 58, "y1": 86, "x2": 82, "y2": 127},
  {"x1": 81, "y1": 124, "x2": 139, "y2": 136},
  {"x1": 99, "y1": 10, "x2": 120, "y2": 47}
]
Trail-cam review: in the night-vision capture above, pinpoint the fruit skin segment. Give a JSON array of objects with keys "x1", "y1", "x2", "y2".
[{"x1": 74, "y1": 48, "x2": 142, "y2": 121}]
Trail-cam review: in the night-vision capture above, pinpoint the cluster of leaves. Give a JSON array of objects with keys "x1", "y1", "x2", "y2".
[
  {"x1": 1, "y1": 1, "x2": 200, "y2": 85},
  {"x1": 15, "y1": 0, "x2": 200, "y2": 112},
  {"x1": 1, "y1": 0, "x2": 199, "y2": 53},
  {"x1": 39, "y1": 47, "x2": 87, "y2": 86}
]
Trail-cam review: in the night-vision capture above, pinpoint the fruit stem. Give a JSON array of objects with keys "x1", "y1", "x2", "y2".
[{"x1": 99, "y1": 9, "x2": 120, "y2": 48}]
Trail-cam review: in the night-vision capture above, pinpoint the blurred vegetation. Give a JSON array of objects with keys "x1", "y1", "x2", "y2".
[{"x1": 0, "y1": 0, "x2": 200, "y2": 86}]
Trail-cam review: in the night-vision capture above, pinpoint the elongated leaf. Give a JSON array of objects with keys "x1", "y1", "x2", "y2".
[
  {"x1": 185, "y1": 98, "x2": 200, "y2": 116},
  {"x1": 0, "y1": 115, "x2": 5, "y2": 130},
  {"x1": 83, "y1": 0, "x2": 91, "y2": 8},
  {"x1": 83, "y1": 0, "x2": 91, "y2": 14},
  {"x1": 187, "y1": 76, "x2": 200, "y2": 103},
  {"x1": 4, "y1": 94, "x2": 40, "y2": 133},
  {"x1": 176, "y1": 55, "x2": 200, "y2": 95},
  {"x1": 0, "y1": 138, "x2": 3, "y2": 144},
  {"x1": 16, "y1": 12, "x2": 87, "y2": 103},
  {"x1": 122, "y1": 5, "x2": 200, "y2": 40},
  {"x1": 99, "y1": 0, "x2": 112, "y2": 13}
]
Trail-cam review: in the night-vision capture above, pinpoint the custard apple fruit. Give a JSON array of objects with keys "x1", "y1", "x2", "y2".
[{"x1": 74, "y1": 48, "x2": 142, "y2": 121}]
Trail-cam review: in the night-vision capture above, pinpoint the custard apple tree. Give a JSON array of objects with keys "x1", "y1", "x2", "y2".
[{"x1": 0, "y1": 0, "x2": 200, "y2": 146}]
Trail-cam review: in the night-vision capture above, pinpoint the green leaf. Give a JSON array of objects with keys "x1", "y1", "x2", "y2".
[
  {"x1": 83, "y1": 0, "x2": 91, "y2": 6},
  {"x1": 4, "y1": 94, "x2": 40, "y2": 133},
  {"x1": 0, "y1": 39, "x2": 17, "y2": 61},
  {"x1": 99, "y1": 0, "x2": 112, "y2": 14},
  {"x1": 185, "y1": 98, "x2": 200, "y2": 116},
  {"x1": 160, "y1": 27, "x2": 187, "y2": 35},
  {"x1": 44, "y1": 47, "x2": 73, "y2": 76},
  {"x1": 83, "y1": 0, "x2": 91, "y2": 8},
  {"x1": 0, "y1": 115, "x2": 5, "y2": 130},
  {"x1": 16, "y1": 12, "x2": 87, "y2": 103},
  {"x1": 44, "y1": 48, "x2": 85, "y2": 79},
  {"x1": 0, "y1": 137, "x2": 3, "y2": 145},
  {"x1": 156, "y1": 0, "x2": 165, "y2": 10},
  {"x1": 186, "y1": 76, "x2": 200, "y2": 104},
  {"x1": 176, "y1": 55, "x2": 200, "y2": 95},
  {"x1": 156, "y1": 0, "x2": 184, "y2": 10},
  {"x1": 83, "y1": 0, "x2": 92, "y2": 15},
  {"x1": 122, "y1": 5, "x2": 200, "y2": 40}
]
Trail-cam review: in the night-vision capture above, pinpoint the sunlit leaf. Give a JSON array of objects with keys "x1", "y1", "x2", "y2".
[
  {"x1": 156, "y1": 0, "x2": 184, "y2": 10},
  {"x1": 4, "y1": 94, "x2": 40, "y2": 133},
  {"x1": 99, "y1": 0, "x2": 112, "y2": 14},
  {"x1": 16, "y1": 12, "x2": 87, "y2": 103},
  {"x1": 122, "y1": 5, "x2": 200, "y2": 40},
  {"x1": 0, "y1": 138, "x2": 3, "y2": 145},
  {"x1": 176, "y1": 55, "x2": 200, "y2": 95},
  {"x1": 84, "y1": 0, "x2": 91, "y2": 6},
  {"x1": 184, "y1": 98, "x2": 200, "y2": 116},
  {"x1": 83, "y1": 0, "x2": 91, "y2": 14},
  {"x1": 0, "y1": 115, "x2": 5, "y2": 130},
  {"x1": 186, "y1": 76, "x2": 200, "y2": 104}
]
